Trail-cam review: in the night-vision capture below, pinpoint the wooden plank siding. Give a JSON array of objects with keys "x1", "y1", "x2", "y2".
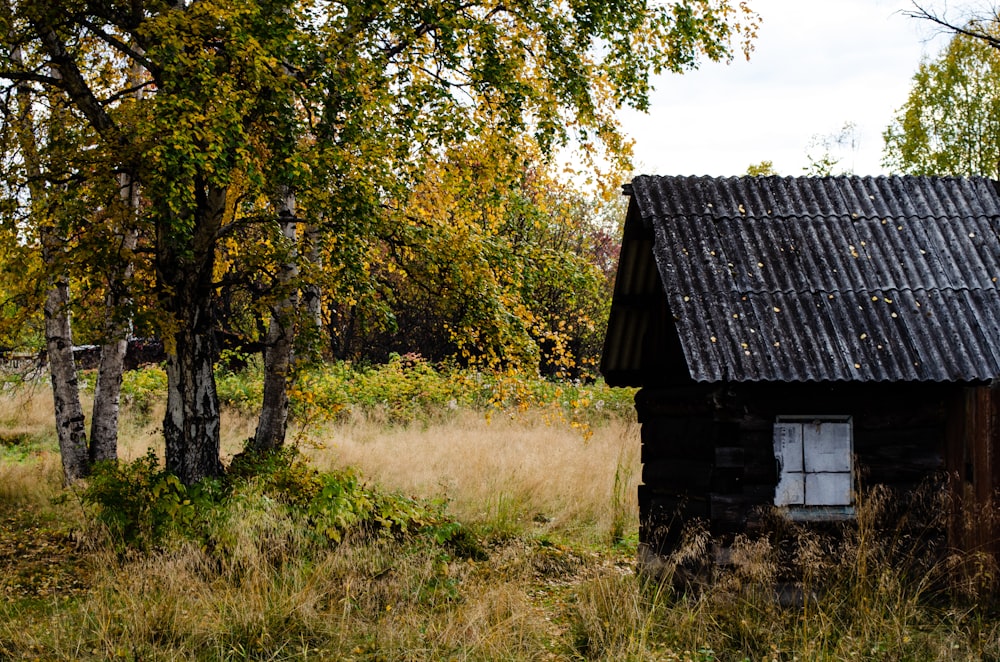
[
  {"x1": 636, "y1": 383, "x2": 963, "y2": 559},
  {"x1": 947, "y1": 387, "x2": 1000, "y2": 565}
]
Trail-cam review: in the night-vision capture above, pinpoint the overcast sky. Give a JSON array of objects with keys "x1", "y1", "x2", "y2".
[{"x1": 617, "y1": 0, "x2": 955, "y2": 177}]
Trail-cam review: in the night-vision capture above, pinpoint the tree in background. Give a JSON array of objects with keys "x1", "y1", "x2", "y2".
[
  {"x1": 803, "y1": 121, "x2": 859, "y2": 176},
  {"x1": 883, "y1": 20, "x2": 1000, "y2": 177},
  {"x1": 746, "y1": 160, "x2": 777, "y2": 176},
  {"x1": 8, "y1": 59, "x2": 88, "y2": 481},
  {"x1": 330, "y1": 133, "x2": 622, "y2": 379},
  {"x1": 0, "y1": 0, "x2": 758, "y2": 483}
]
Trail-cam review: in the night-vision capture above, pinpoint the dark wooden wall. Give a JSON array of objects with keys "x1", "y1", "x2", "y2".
[
  {"x1": 947, "y1": 387, "x2": 1000, "y2": 563},
  {"x1": 636, "y1": 383, "x2": 959, "y2": 556}
]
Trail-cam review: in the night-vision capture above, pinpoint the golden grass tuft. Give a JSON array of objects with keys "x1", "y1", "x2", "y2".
[
  {"x1": 0, "y1": 449, "x2": 62, "y2": 505},
  {"x1": 0, "y1": 386, "x2": 64, "y2": 504},
  {"x1": 300, "y1": 412, "x2": 640, "y2": 543},
  {"x1": 0, "y1": 383, "x2": 59, "y2": 445}
]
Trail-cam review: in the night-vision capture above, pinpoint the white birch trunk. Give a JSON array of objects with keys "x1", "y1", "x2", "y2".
[
  {"x1": 43, "y1": 272, "x2": 89, "y2": 481},
  {"x1": 88, "y1": 172, "x2": 138, "y2": 463},
  {"x1": 164, "y1": 314, "x2": 223, "y2": 483},
  {"x1": 11, "y1": 49, "x2": 89, "y2": 481},
  {"x1": 90, "y1": 62, "x2": 144, "y2": 463},
  {"x1": 252, "y1": 186, "x2": 298, "y2": 451},
  {"x1": 160, "y1": 185, "x2": 227, "y2": 485}
]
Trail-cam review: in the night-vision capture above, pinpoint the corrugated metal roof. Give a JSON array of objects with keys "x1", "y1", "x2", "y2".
[{"x1": 602, "y1": 175, "x2": 1000, "y2": 384}]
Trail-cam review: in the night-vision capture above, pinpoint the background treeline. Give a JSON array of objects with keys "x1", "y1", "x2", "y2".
[{"x1": 0, "y1": 136, "x2": 622, "y2": 379}]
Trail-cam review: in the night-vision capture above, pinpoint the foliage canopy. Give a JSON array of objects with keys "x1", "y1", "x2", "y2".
[
  {"x1": 0, "y1": 0, "x2": 757, "y2": 481},
  {"x1": 884, "y1": 24, "x2": 1000, "y2": 177}
]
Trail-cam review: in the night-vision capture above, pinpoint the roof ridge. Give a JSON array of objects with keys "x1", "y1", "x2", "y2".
[
  {"x1": 650, "y1": 212, "x2": 1000, "y2": 220},
  {"x1": 708, "y1": 286, "x2": 1000, "y2": 296},
  {"x1": 633, "y1": 173, "x2": 1000, "y2": 183}
]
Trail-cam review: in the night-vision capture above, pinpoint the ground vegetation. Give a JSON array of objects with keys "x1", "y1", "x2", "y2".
[{"x1": 1, "y1": 369, "x2": 999, "y2": 660}]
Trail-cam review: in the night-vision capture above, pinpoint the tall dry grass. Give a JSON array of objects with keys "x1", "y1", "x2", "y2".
[
  {"x1": 0, "y1": 380, "x2": 156, "y2": 465},
  {"x1": 4, "y1": 384, "x2": 641, "y2": 542},
  {"x1": 69, "y1": 389, "x2": 639, "y2": 544},
  {"x1": 5, "y1": 382, "x2": 1000, "y2": 660},
  {"x1": 0, "y1": 384, "x2": 64, "y2": 504},
  {"x1": 1, "y1": 384, "x2": 642, "y2": 660},
  {"x1": 116, "y1": 401, "x2": 259, "y2": 463},
  {"x1": 5, "y1": 510, "x2": 562, "y2": 660},
  {"x1": 301, "y1": 412, "x2": 640, "y2": 543}
]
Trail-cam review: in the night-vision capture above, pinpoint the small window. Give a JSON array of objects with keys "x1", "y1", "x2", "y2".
[{"x1": 774, "y1": 417, "x2": 853, "y2": 516}]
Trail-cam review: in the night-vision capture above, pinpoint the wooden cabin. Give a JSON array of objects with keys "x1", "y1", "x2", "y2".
[{"x1": 601, "y1": 175, "x2": 1000, "y2": 566}]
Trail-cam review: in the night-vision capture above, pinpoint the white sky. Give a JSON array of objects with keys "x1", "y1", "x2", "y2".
[{"x1": 617, "y1": 0, "x2": 955, "y2": 177}]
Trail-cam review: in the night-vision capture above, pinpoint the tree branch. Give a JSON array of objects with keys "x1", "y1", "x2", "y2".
[
  {"x1": 78, "y1": 18, "x2": 160, "y2": 78},
  {"x1": 29, "y1": 16, "x2": 128, "y2": 149},
  {"x1": 905, "y1": 2, "x2": 1000, "y2": 49},
  {"x1": 0, "y1": 69, "x2": 62, "y2": 86},
  {"x1": 100, "y1": 80, "x2": 154, "y2": 105}
]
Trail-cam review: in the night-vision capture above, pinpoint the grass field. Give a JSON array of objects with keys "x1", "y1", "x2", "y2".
[{"x1": 2, "y1": 374, "x2": 1000, "y2": 660}]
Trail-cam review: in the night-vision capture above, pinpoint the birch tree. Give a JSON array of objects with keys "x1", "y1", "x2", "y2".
[
  {"x1": 8, "y1": 46, "x2": 88, "y2": 481},
  {"x1": 0, "y1": 0, "x2": 757, "y2": 484}
]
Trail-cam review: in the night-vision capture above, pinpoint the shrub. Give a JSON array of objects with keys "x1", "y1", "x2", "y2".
[
  {"x1": 116, "y1": 359, "x2": 636, "y2": 430},
  {"x1": 284, "y1": 355, "x2": 636, "y2": 427},
  {"x1": 82, "y1": 446, "x2": 479, "y2": 559},
  {"x1": 120, "y1": 366, "x2": 168, "y2": 420},
  {"x1": 231, "y1": 447, "x2": 477, "y2": 552},
  {"x1": 215, "y1": 363, "x2": 264, "y2": 412},
  {"x1": 82, "y1": 449, "x2": 220, "y2": 552}
]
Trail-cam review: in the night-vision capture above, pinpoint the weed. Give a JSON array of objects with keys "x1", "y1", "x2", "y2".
[{"x1": 610, "y1": 424, "x2": 638, "y2": 546}]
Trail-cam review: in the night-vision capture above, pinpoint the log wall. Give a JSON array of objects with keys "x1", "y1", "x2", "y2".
[{"x1": 636, "y1": 383, "x2": 958, "y2": 557}]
